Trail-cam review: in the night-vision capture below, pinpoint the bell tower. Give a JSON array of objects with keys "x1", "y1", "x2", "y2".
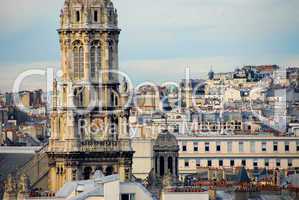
[{"x1": 48, "y1": 0, "x2": 134, "y2": 192}]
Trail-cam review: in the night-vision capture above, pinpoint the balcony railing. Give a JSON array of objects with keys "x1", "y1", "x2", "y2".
[
  {"x1": 48, "y1": 139, "x2": 132, "y2": 152},
  {"x1": 81, "y1": 139, "x2": 132, "y2": 152}
]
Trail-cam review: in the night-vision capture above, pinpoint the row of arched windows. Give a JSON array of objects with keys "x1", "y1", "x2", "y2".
[
  {"x1": 155, "y1": 156, "x2": 177, "y2": 177},
  {"x1": 72, "y1": 40, "x2": 114, "y2": 80},
  {"x1": 74, "y1": 10, "x2": 100, "y2": 24}
]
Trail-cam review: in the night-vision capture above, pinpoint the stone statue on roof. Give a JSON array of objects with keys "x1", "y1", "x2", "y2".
[
  {"x1": 18, "y1": 173, "x2": 30, "y2": 193},
  {"x1": 162, "y1": 170, "x2": 174, "y2": 188}
]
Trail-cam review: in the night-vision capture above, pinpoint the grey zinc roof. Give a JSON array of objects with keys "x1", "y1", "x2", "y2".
[
  {"x1": 56, "y1": 174, "x2": 119, "y2": 199},
  {"x1": 0, "y1": 153, "x2": 35, "y2": 182},
  {"x1": 56, "y1": 180, "x2": 92, "y2": 198},
  {"x1": 55, "y1": 182, "x2": 78, "y2": 197},
  {"x1": 283, "y1": 174, "x2": 299, "y2": 188},
  {"x1": 70, "y1": 186, "x2": 104, "y2": 200},
  {"x1": 236, "y1": 167, "x2": 251, "y2": 183}
]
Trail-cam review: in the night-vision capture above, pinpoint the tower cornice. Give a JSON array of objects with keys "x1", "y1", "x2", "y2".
[{"x1": 57, "y1": 28, "x2": 121, "y2": 34}]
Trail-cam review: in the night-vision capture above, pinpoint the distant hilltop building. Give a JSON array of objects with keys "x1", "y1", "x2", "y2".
[{"x1": 2, "y1": 90, "x2": 44, "y2": 108}]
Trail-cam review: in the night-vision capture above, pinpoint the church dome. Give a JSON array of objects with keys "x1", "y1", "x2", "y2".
[{"x1": 154, "y1": 130, "x2": 179, "y2": 152}]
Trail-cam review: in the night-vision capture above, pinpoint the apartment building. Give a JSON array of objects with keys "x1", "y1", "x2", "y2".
[{"x1": 178, "y1": 135, "x2": 299, "y2": 177}]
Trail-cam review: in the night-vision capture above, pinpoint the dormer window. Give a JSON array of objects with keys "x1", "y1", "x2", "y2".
[
  {"x1": 76, "y1": 10, "x2": 80, "y2": 22},
  {"x1": 94, "y1": 10, "x2": 98, "y2": 22}
]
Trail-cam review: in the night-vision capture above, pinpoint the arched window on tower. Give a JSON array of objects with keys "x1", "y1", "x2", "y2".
[
  {"x1": 155, "y1": 156, "x2": 158, "y2": 174},
  {"x1": 175, "y1": 158, "x2": 178, "y2": 176},
  {"x1": 83, "y1": 167, "x2": 92, "y2": 180},
  {"x1": 79, "y1": 46, "x2": 84, "y2": 78},
  {"x1": 160, "y1": 156, "x2": 165, "y2": 177},
  {"x1": 168, "y1": 157, "x2": 173, "y2": 174},
  {"x1": 72, "y1": 169, "x2": 77, "y2": 181},
  {"x1": 108, "y1": 40, "x2": 113, "y2": 65},
  {"x1": 90, "y1": 41, "x2": 101, "y2": 80},
  {"x1": 94, "y1": 10, "x2": 98, "y2": 22},
  {"x1": 108, "y1": 39, "x2": 114, "y2": 79},
  {"x1": 76, "y1": 10, "x2": 80, "y2": 22},
  {"x1": 110, "y1": 90, "x2": 119, "y2": 107},
  {"x1": 74, "y1": 87, "x2": 84, "y2": 108},
  {"x1": 73, "y1": 41, "x2": 84, "y2": 80},
  {"x1": 106, "y1": 166, "x2": 114, "y2": 176},
  {"x1": 107, "y1": 3, "x2": 114, "y2": 24}
]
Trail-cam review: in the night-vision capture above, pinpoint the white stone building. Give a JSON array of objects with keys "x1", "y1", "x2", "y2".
[
  {"x1": 130, "y1": 133, "x2": 299, "y2": 180},
  {"x1": 178, "y1": 135, "x2": 299, "y2": 177}
]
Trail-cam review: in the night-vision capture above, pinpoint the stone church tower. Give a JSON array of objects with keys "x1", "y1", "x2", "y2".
[{"x1": 47, "y1": 0, "x2": 134, "y2": 192}]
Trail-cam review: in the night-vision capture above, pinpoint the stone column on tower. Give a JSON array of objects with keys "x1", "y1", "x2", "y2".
[{"x1": 83, "y1": 35, "x2": 90, "y2": 81}]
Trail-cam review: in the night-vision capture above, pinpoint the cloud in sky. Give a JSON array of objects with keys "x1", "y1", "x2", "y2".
[
  {"x1": 0, "y1": 62, "x2": 59, "y2": 93},
  {"x1": 120, "y1": 54, "x2": 299, "y2": 85},
  {"x1": 2, "y1": 54, "x2": 298, "y2": 93},
  {"x1": 0, "y1": 0, "x2": 298, "y2": 91},
  {"x1": 0, "y1": 0, "x2": 62, "y2": 34}
]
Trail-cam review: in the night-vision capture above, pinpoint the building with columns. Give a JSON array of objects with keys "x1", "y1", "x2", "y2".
[
  {"x1": 153, "y1": 130, "x2": 179, "y2": 180},
  {"x1": 47, "y1": 0, "x2": 134, "y2": 192}
]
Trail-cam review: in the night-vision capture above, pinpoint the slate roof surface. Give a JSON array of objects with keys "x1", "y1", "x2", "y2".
[{"x1": 0, "y1": 153, "x2": 34, "y2": 182}]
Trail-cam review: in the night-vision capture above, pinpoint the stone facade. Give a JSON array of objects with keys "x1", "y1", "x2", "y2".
[
  {"x1": 47, "y1": 0, "x2": 134, "y2": 192},
  {"x1": 178, "y1": 135, "x2": 299, "y2": 178},
  {"x1": 3, "y1": 174, "x2": 30, "y2": 200}
]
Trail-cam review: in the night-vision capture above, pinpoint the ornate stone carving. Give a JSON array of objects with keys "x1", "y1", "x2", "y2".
[
  {"x1": 162, "y1": 170, "x2": 174, "y2": 188},
  {"x1": 121, "y1": 78, "x2": 128, "y2": 93},
  {"x1": 4, "y1": 174, "x2": 16, "y2": 193},
  {"x1": 18, "y1": 173, "x2": 30, "y2": 193}
]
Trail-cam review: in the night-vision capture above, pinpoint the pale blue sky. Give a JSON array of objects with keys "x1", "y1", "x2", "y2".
[{"x1": 0, "y1": 0, "x2": 299, "y2": 91}]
